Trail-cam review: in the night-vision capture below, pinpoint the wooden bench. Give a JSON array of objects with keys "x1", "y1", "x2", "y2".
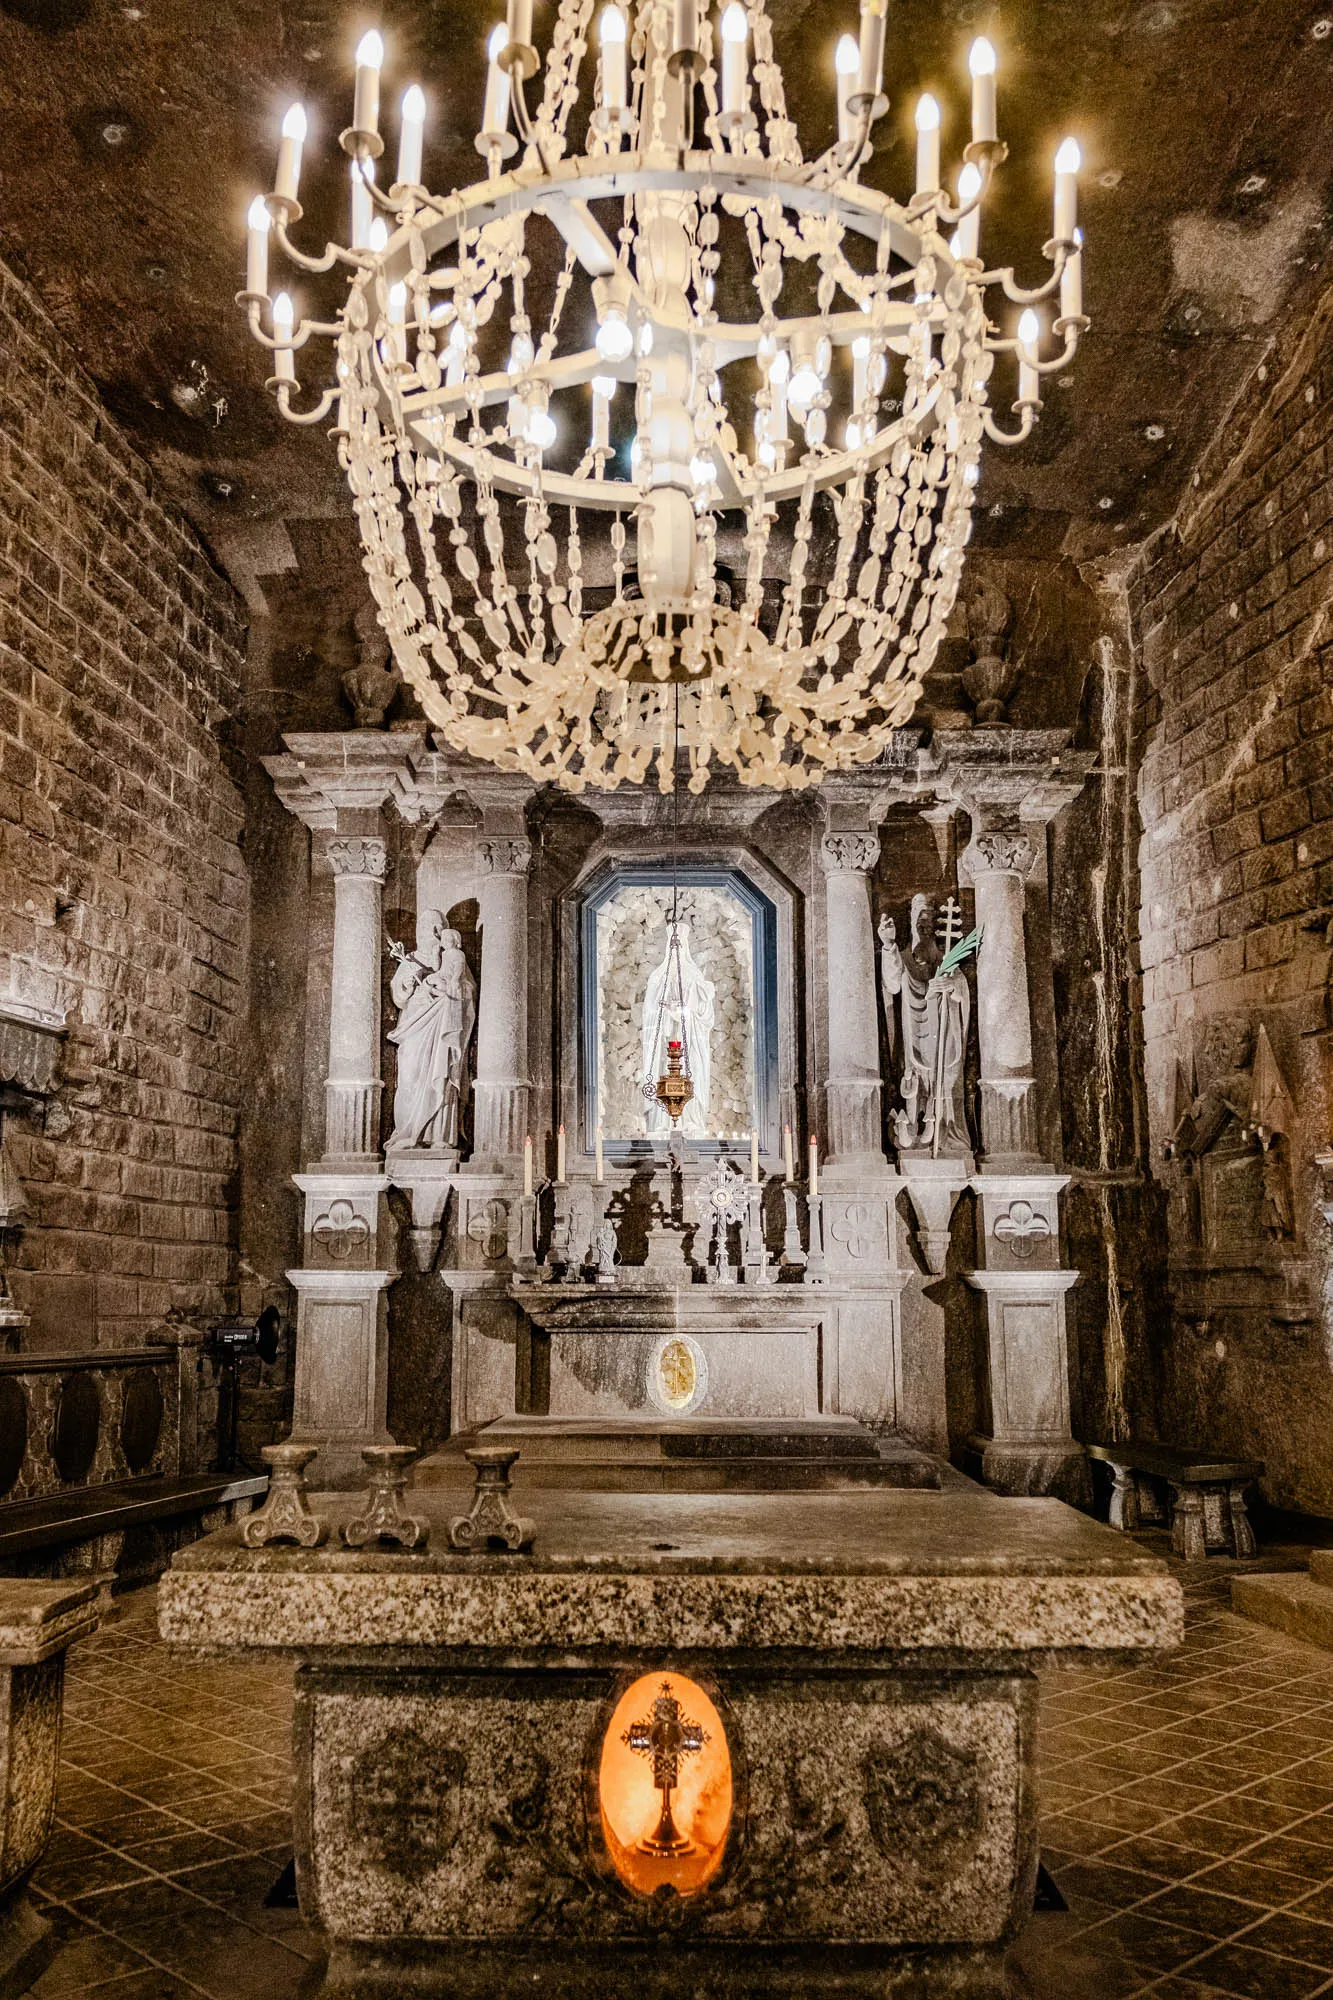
[
  {"x1": 0, "y1": 1472, "x2": 266, "y2": 1566},
  {"x1": 1088, "y1": 1442, "x2": 1263, "y2": 1561}
]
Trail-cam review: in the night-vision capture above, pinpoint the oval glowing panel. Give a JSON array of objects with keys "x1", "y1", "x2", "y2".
[
  {"x1": 656, "y1": 1337, "x2": 697, "y2": 1411},
  {"x1": 599, "y1": 1672, "x2": 733, "y2": 1897}
]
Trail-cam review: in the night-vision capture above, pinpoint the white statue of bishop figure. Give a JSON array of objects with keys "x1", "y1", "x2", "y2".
[
  {"x1": 386, "y1": 910, "x2": 477, "y2": 1152},
  {"x1": 641, "y1": 921, "x2": 716, "y2": 1138}
]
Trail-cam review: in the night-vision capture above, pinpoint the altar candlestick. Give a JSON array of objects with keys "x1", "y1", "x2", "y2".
[
  {"x1": 783, "y1": 1122, "x2": 794, "y2": 1180},
  {"x1": 750, "y1": 1129, "x2": 759, "y2": 1183},
  {"x1": 557, "y1": 1124, "x2": 567, "y2": 1182},
  {"x1": 523, "y1": 1134, "x2": 534, "y2": 1197},
  {"x1": 808, "y1": 1136, "x2": 819, "y2": 1197},
  {"x1": 595, "y1": 1124, "x2": 605, "y2": 1184}
]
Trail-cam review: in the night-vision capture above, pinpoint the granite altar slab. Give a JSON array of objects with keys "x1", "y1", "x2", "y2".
[{"x1": 160, "y1": 1488, "x2": 1180, "y2": 1999}]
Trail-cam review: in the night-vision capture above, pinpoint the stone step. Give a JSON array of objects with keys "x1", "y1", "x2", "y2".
[
  {"x1": 1309, "y1": 1550, "x2": 1333, "y2": 1587},
  {"x1": 416, "y1": 1418, "x2": 941, "y2": 1494},
  {"x1": 1232, "y1": 1572, "x2": 1333, "y2": 1653}
]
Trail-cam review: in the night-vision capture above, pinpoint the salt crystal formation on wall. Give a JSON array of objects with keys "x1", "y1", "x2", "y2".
[{"x1": 596, "y1": 886, "x2": 755, "y2": 1141}]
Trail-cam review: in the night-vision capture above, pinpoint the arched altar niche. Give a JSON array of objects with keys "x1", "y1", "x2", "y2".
[{"x1": 571, "y1": 857, "x2": 788, "y2": 1163}]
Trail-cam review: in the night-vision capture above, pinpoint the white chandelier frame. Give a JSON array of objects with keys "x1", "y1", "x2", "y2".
[{"x1": 241, "y1": 0, "x2": 1089, "y2": 794}]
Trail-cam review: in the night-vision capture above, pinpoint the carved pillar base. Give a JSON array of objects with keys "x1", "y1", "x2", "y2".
[
  {"x1": 288, "y1": 1263, "x2": 395, "y2": 1489},
  {"x1": 824, "y1": 1081, "x2": 886, "y2": 1174},
  {"x1": 472, "y1": 1081, "x2": 531, "y2": 1166},
  {"x1": 977, "y1": 1080, "x2": 1038, "y2": 1165}
]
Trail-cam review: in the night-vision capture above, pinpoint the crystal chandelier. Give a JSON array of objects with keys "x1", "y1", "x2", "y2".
[{"x1": 241, "y1": 1, "x2": 1088, "y2": 793}]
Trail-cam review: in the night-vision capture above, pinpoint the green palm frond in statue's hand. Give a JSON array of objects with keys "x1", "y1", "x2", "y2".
[{"x1": 939, "y1": 926, "x2": 984, "y2": 976}]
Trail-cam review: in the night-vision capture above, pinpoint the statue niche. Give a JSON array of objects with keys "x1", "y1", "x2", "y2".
[
  {"x1": 879, "y1": 896, "x2": 978, "y2": 1158},
  {"x1": 386, "y1": 910, "x2": 477, "y2": 1154}
]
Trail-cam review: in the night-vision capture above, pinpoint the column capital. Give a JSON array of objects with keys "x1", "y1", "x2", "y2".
[
  {"x1": 263, "y1": 730, "x2": 427, "y2": 830},
  {"x1": 477, "y1": 836, "x2": 533, "y2": 877},
  {"x1": 327, "y1": 835, "x2": 389, "y2": 882},
  {"x1": 967, "y1": 823, "x2": 1040, "y2": 879},
  {"x1": 820, "y1": 831, "x2": 881, "y2": 875}
]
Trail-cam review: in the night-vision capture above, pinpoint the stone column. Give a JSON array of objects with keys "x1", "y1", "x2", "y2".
[
  {"x1": 967, "y1": 822, "x2": 1041, "y2": 1165},
  {"x1": 819, "y1": 830, "x2": 887, "y2": 1171},
  {"x1": 324, "y1": 833, "x2": 388, "y2": 1160},
  {"x1": 473, "y1": 834, "x2": 533, "y2": 1165}
]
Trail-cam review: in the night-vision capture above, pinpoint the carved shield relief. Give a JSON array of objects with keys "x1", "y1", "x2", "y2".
[
  {"x1": 349, "y1": 1729, "x2": 464, "y2": 1868},
  {"x1": 862, "y1": 1732, "x2": 981, "y2": 1862}
]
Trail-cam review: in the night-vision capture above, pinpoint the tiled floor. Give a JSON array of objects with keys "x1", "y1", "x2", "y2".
[{"x1": 21, "y1": 1559, "x2": 1333, "y2": 1998}]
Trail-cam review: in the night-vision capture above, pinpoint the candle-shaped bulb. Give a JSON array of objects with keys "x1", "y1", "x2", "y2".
[
  {"x1": 1061, "y1": 225, "x2": 1084, "y2": 321},
  {"x1": 369, "y1": 215, "x2": 388, "y2": 252},
  {"x1": 858, "y1": 0, "x2": 888, "y2": 105},
  {"x1": 353, "y1": 29, "x2": 384, "y2": 137},
  {"x1": 272, "y1": 291, "x2": 296, "y2": 382},
  {"x1": 955, "y1": 159, "x2": 982, "y2": 259},
  {"x1": 1054, "y1": 136, "x2": 1081, "y2": 240},
  {"x1": 482, "y1": 23, "x2": 512, "y2": 138},
  {"x1": 350, "y1": 156, "x2": 376, "y2": 249},
  {"x1": 1017, "y1": 309, "x2": 1041, "y2": 404},
  {"x1": 275, "y1": 102, "x2": 307, "y2": 202},
  {"x1": 245, "y1": 196, "x2": 271, "y2": 296},
  {"x1": 835, "y1": 31, "x2": 860, "y2": 144},
  {"x1": 600, "y1": 5, "x2": 628, "y2": 112},
  {"x1": 507, "y1": 0, "x2": 534, "y2": 50},
  {"x1": 397, "y1": 83, "x2": 426, "y2": 186},
  {"x1": 721, "y1": 2, "x2": 749, "y2": 119},
  {"x1": 914, "y1": 92, "x2": 941, "y2": 195},
  {"x1": 968, "y1": 36, "x2": 998, "y2": 145}
]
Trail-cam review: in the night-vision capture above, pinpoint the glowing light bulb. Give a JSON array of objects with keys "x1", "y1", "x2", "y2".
[
  {"x1": 1017, "y1": 309, "x2": 1041, "y2": 404},
  {"x1": 835, "y1": 32, "x2": 859, "y2": 73},
  {"x1": 969, "y1": 37, "x2": 997, "y2": 146},
  {"x1": 955, "y1": 160, "x2": 983, "y2": 260},
  {"x1": 245, "y1": 197, "x2": 271, "y2": 297},
  {"x1": 595, "y1": 306, "x2": 634, "y2": 363},
  {"x1": 720, "y1": 3, "x2": 749, "y2": 118},
  {"x1": 1054, "y1": 137, "x2": 1082, "y2": 175},
  {"x1": 356, "y1": 30, "x2": 384, "y2": 67},
  {"x1": 1054, "y1": 138, "x2": 1081, "y2": 239},
  {"x1": 272, "y1": 291, "x2": 295, "y2": 381},
  {"x1": 600, "y1": 5, "x2": 628, "y2": 112},
  {"x1": 721, "y1": 3, "x2": 747, "y2": 39},
  {"x1": 788, "y1": 360, "x2": 821, "y2": 410},
  {"x1": 353, "y1": 30, "x2": 384, "y2": 137},
  {"x1": 397, "y1": 84, "x2": 426, "y2": 186},
  {"x1": 835, "y1": 34, "x2": 860, "y2": 146},
  {"x1": 915, "y1": 93, "x2": 941, "y2": 195},
  {"x1": 915, "y1": 93, "x2": 941, "y2": 131},
  {"x1": 592, "y1": 375, "x2": 617, "y2": 400},
  {"x1": 369, "y1": 216, "x2": 388, "y2": 252},
  {"x1": 529, "y1": 408, "x2": 557, "y2": 451},
  {"x1": 1017, "y1": 309, "x2": 1040, "y2": 349},
  {"x1": 275, "y1": 104, "x2": 307, "y2": 202}
]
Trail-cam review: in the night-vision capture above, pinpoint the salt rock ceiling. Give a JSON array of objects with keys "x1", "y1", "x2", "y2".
[{"x1": 0, "y1": 0, "x2": 1329, "y2": 608}]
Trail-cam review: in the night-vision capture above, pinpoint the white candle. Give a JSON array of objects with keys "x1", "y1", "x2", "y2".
[
  {"x1": 245, "y1": 197, "x2": 270, "y2": 296},
  {"x1": 385, "y1": 281, "x2": 408, "y2": 365},
  {"x1": 591, "y1": 376, "x2": 614, "y2": 449},
  {"x1": 914, "y1": 94, "x2": 941, "y2": 197},
  {"x1": 783, "y1": 1122, "x2": 794, "y2": 1180},
  {"x1": 720, "y1": 4, "x2": 748, "y2": 118},
  {"x1": 955, "y1": 161, "x2": 982, "y2": 261},
  {"x1": 969, "y1": 38, "x2": 997, "y2": 146},
  {"x1": 595, "y1": 1125, "x2": 605, "y2": 1184},
  {"x1": 507, "y1": 0, "x2": 533, "y2": 48},
  {"x1": 350, "y1": 157, "x2": 375, "y2": 251},
  {"x1": 274, "y1": 102, "x2": 306, "y2": 203},
  {"x1": 600, "y1": 6, "x2": 627, "y2": 112},
  {"x1": 1053, "y1": 136, "x2": 1081, "y2": 242},
  {"x1": 858, "y1": 0, "x2": 887, "y2": 104},
  {"x1": 397, "y1": 84, "x2": 425, "y2": 186},
  {"x1": 557, "y1": 1124, "x2": 567, "y2": 1182},
  {"x1": 1017, "y1": 309, "x2": 1040, "y2": 404},
  {"x1": 481, "y1": 24, "x2": 511, "y2": 139},
  {"x1": 353, "y1": 29, "x2": 383, "y2": 137},
  {"x1": 808, "y1": 1136, "x2": 819, "y2": 1199},
  {"x1": 1061, "y1": 229, "x2": 1084, "y2": 321},
  {"x1": 835, "y1": 34, "x2": 859, "y2": 146},
  {"x1": 523, "y1": 1134, "x2": 534, "y2": 1198},
  {"x1": 750, "y1": 1130, "x2": 759, "y2": 1183},
  {"x1": 272, "y1": 292, "x2": 296, "y2": 382},
  {"x1": 673, "y1": 0, "x2": 698, "y2": 59}
]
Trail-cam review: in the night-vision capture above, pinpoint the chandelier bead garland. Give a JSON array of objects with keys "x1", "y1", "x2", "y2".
[{"x1": 241, "y1": 1, "x2": 1089, "y2": 794}]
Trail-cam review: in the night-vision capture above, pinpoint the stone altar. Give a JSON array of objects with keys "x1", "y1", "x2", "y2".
[{"x1": 160, "y1": 1484, "x2": 1181, "y2": 1999}]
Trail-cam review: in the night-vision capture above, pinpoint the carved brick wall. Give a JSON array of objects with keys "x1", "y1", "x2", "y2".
[
  {"x1": 0, "y1": 255, "x2": 247, "y2": 1348},
  {"x1": 1129, "y1": 272, "x2": 1333, "y2": 1509}
]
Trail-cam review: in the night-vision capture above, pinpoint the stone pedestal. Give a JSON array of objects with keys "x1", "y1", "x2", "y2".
[
  {"x1": 0, "y1": 1580, "x2": 99, "y2": 1999},
  {"x1": 160, "y1": 1486, "x2": 1180, "y2": 2000},
  {"x1": 288, "y1": 1181, "x2": 394, "y2": 1486}
]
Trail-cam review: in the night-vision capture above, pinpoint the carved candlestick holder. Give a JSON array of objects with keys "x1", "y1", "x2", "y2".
[
  {"x1": 342, "y1": 1444, "x2": 429, "y2": 1551},
  {"x1": 509, "y1": 1190, "x2": 539, "y2": 1282},
  {"x1": 782, "y1": 1184, "x2": 806, "y2": 1269},
  {"x1": 241, "y1": 1443, "x2": 328, "y2": 1549},
  {"x1": 805, "y1": 1191, "x2": 828, "y2": 1286},
  {"x1": 447, "y1": 1446, "x2": 534, "y2": 1553},
  {"x1": 742, "y1": 1182, "x2": 775, "y2": 1286}
]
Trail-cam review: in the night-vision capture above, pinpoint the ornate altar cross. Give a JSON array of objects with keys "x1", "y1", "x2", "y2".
[{"x1": 622, "y1": 1680, "x2": 709, "y2": 1856}]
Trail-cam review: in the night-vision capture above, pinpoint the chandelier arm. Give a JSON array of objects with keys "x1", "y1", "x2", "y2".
[
  {"x1": 274, "y1": 383, "x2": 342, "y2": 425},
  {"x1": 982, "y1": 242, "x2": 1073, "y2": 307},
  {"x1": 244, "y1": 301, "x2": 342, "y2": 352},
  {"x1": 917, "y1": 153, "x2": 998, "y2": 230},
  {"x1": 981, "y1": 405, "x2": 1036, "y2": 446}
]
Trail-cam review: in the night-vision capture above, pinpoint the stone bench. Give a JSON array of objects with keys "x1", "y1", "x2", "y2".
[
  {"x1": 1088, "y1": 1441, "x2": 1263, "y2": 1561},
  {"x1": 0, "y1": 1578, "x2": 99, "y2": 1998}
]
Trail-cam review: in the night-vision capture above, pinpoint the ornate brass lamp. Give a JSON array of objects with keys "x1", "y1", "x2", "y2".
[{"x1": 654, "y1": 1038, "x2": 694, "y2": 1128}]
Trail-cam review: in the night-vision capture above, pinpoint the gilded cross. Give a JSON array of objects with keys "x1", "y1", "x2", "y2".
[{"x1": 622, "y1": 1680, "x2": 708, "y2": 1856}]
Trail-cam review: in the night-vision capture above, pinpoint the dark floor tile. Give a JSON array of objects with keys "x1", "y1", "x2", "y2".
[
  {"x1": 1243, "y1": 1835, "x2": 1333, "y2": 1882},
  {"x1": 1158, "y1": 1816, "x2": 1261, "y2": 1857},
  {"x1": 1101, "y1": 1835, "x2": 1210, "y2": 1882},
  {"x1": 1136, "y1": 1885, "x2": 1265, "y2": 1940},
  {"x1": 1192, "y1": 1857, "x2": 1320, "y2": 1908},
  {"x1": 23, "y1": 1926, "x2": 151, "y2": 1994},
  {"x1": 36, "y1": 1848, "x2": 156, "y2": 1903},
  {"x1": 1238, "y1": 1910, "x2": 1333, "y2": 1972},
  {"x1": 1074, "y1": 1912, "x2": 1211, "y2": 1974},
  {"x1": 1183, "y1": 1940, "x2": 1333, "y2": 1997},
  {"x1": 1050, "y1": 1861, "x2": 1169, "y2": 1913},
  {"x1": 128, "y1": 1830, "x2": 244, "y2": 1875}
]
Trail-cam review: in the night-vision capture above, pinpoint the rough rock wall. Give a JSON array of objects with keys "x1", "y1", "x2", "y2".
[
  {"x1": 0, "y1": 255, "x2": 248, "y2": 1349},
  {"x1": 1130, "y1": 271, "x2": 1333, "y2": 1511}
]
